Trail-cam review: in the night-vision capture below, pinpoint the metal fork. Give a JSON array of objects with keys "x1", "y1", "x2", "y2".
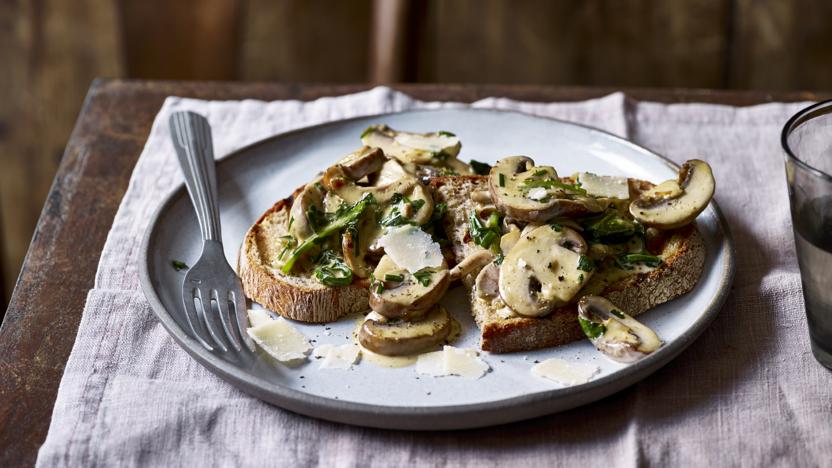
[{"x1": 169, "y1": 111, "x2": 255, "y2": 352}]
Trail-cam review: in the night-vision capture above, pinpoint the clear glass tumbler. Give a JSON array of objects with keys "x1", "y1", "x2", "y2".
[{"x1": 783, "y1": 99, "x2": 832, "y2": 369}]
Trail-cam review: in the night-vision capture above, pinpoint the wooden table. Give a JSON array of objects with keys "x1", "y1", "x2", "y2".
[{"x1": 0, "y1": 80, "x2": 824, "y2": 465}]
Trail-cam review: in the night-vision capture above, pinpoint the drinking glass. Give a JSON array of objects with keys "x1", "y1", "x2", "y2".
[{"x1": 783, "y1": 99, "x2": 832, "y2": 369}]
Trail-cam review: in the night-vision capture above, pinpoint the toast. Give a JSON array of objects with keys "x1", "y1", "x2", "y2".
[
  {"x1": 429, "y1": 175, "x2": 706, "y2": 353},
  {"x1": 238, "y1": 196, "x2": 369, "y2": 323}
]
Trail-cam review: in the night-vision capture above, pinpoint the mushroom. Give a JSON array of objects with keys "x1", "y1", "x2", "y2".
[
  {"x1": 288, "y1": 178, "x2": 325, "y2": 241},
  {"x1": 341, "y1": 211, "x2": 377, "y2": 278},
  {"x1": 337, "y1": 146, "x2": 386, "y2": 180},
  {"x1": 577, "y1": 296, "x2": 662, "y2": 363},
  {"x1": 361, "y1": 124, "x2": 462, "y2": 166},
  {"x1": 449, "y1": 250, "x2": 495, "y2": 281},
  {"x1": 358, "y1": 306, "x2": 452, "y2": 356},
  {"x1": 324, "y1": 156, "x2": 434, "y2": 226},
  {"x1": 499, "y1": 227, "x2": 521, "y2": 253},
  {"x1": 629, "y1": 159, "x2": 715, "y2": 230},
  {"x1": 498, "y1": 225, "x2": 592, "y2": 317},
  {"x1": 488, "y1": 156, "x2": 602, "y2": 223},
  {"x1": 368, "y1": 255, "x2": 450, "y2": 320},
  {"x1": 474, "y1": 261, "x2": 501, "y2": 300}
]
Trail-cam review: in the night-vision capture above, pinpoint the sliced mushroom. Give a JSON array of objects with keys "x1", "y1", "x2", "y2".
[
  {"x1": 359, "y1": 306, "x2": 452, "y2": 356},
  {"x1": 629, "y1": 159, "x2": 715, "y2": 230},
  {"x1": 474, "y1": 261, "x2": 501, "y2": 300},
  {"x1": 499, "y1": 227, "x2": 521, "y2": 253},
  {"x1": 337, "y1": 146, "x2": 386, "y2": 180},
  {"x1": 488, "y1": 156, "x2": 602, "y2": 223},
  {"x1": 498, "y1": 225, "x2": 592, "y2": 317},
  {"x1": 449, "y1": 250, "x2": 495, "y2": 281},
  {"x1": 372, "y1": 159, "x2": 409, "y2": 186},
  {"x1": 361, "y1": 124, "x2": 461, "y2": 165},
  {"x1": 368, "y1": 255, "x2": 450, "y2": 320},
  {"x1": 577, "y1": 296, "x2": 662, "y2": 362},
  {"x1": 324, "y1": 157, "x2": 434, "y2": 225},
  {"x1": 341, "y1": 211, "x2": 377, "y2": 278},
  {"x1": 288, "y1": 178, "x2": 325, "y2": 241}
]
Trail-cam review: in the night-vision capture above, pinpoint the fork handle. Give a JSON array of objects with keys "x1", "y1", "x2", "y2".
[{"x1": 169, "y1": 111, "x2": 222, "y2": 242}]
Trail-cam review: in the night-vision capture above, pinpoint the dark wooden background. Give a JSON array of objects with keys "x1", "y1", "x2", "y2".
[{"x1": 1, "y1": 0, "x2": 830, "y2": 307}]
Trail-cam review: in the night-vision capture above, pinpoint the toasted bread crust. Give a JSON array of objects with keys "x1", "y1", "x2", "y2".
[
  {"x1": 429, "y1": 175, "x2": 706, "y2": 353},
  {"x1": 238, "y1": 198, "x2": 368, "y2": 323}
]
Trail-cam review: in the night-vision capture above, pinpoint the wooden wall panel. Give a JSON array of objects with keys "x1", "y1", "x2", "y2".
[
  {"x1": 732, "y1": 0, "x2": 832, "y2": 90},
  {"x1": 0, "y1": 0, "x2": 123, "y2": 304},
  {"x1": 417, "y1": 0, "x2": 732, "y2": 88},
  {"x1": 118, "y1": 0, "x2": 241, "y2": 80},
  {"x1": 239, "y1": 0, "x2": 372, "y2": 82}
]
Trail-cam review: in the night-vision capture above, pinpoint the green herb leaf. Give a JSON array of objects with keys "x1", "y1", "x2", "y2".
[
  {"x1": 413, "y1": 269, "x2": 433, "y2": 287},
  {"x1": 550, "y1": 223, "x2": 563, "y2": 232},
  {"x1": 171, "y1": 260, "x2": 189, "y2": 271},
  {"x1": 313, "y1": 250, "x2": 354, "y2": 286},
  {"x1": 583, "y1": 210, "x2": 637, "y2": 244},
  {"x1": 610, "y1": 309, "x2": 626, "y2": 319},
  {"x1": 494, "y1": 253, "x2": 505, "y2": 265},
  {"x1": 470, "y1": 160, "x2": 492, "y2": 175},
  {"x1": 429, "y1": 202, "x2": 447, "y2": 225},
  {"x1": 281, "y1": 194, "x2": 375, "y2": 274},
  {"x1": 437, "y1": 130, "x2": 456, "y2": 137},
  {"x1": 498, "y1": 173, "x2": 506, "y2": 187},
  {"x1": 384, "y1": 273, "x2": 404, "y2": 282},
  {"x1": 360, "y1": 126, "x2": 375, "y2": 139},
  {"x1": 469, "y1": 211, "x2": 502, "y2": 251},
  {"x1": 577, "y1": 255, "x2": 596, "y2": 272},
  {"x1": 578, "y1": 317, "x2": 606, "y2": 340}
]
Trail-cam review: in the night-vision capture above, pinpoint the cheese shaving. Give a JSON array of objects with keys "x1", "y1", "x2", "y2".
[
  {"x1": 313, "y1": 343, "x2": 362, "y2": 369},
  {"x1": 416, "y1": 346, "x2": 489, "y2": 379},
  {"x1": 247, "y1": 309, "x2": 274, "y2": 328},
  {"x1": 247, "y1": 317, "x2": 311, "y2": 363},
  {"x1": 378, "y1": 225, "x2": 444, "y2": 273},
  {"x1": 531, "y1": 358, "x2": 599, "y2": 386}
]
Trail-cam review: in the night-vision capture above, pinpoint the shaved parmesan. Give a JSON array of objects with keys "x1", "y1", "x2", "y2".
[
  {"x1": 416, "y1": 346, "x2": 490, "y2": 379},
  {"x1": 578, "y1": 172, "x2": 629, "y2": 199},
  {"x1": 247, "y1": 309, "x2": 274, "y2": 328},
  {"x1": 531, "y1": 358, "x2": 599, "y2": 386},
  {"x1": 394, "y1": 133, "x2": 458, "y2": 152},
  {"x1": 247, "y1": 317, "x2": 311, "y2": 363},
  {"x1": 527, "y1": 187, "x2": 548, "y2": 201},
  {"x1": 378, "y1": 225, "x2": 443, "y2": 273},
  {"x1": 313, "y1": 343, "x2": 361, "y2": 369},
  {"x1": 415, "y1": 350, "x2": 445, "y2": 375}
]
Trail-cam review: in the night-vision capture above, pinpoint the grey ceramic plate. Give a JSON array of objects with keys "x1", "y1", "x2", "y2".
[{"x1": 139, "y1": 108, "x2": 734, "y2": 430}]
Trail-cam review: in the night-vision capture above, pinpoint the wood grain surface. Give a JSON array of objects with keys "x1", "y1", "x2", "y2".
[{"x1": 0, "y1": 81, "x2": 826, "y2": 466}]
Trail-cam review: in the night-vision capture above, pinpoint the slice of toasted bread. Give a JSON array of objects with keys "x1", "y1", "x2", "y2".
[
  {"x1": 238, "y1": 197, "x2": 369, "y2": 323},
  {"x1": 429, "y1": 175, "x2": 706, "y2": 353}
]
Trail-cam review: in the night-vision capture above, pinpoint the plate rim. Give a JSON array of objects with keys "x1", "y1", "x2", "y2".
[{"x1": 138, "y1": 107, "x2": 735, "y2": 429}]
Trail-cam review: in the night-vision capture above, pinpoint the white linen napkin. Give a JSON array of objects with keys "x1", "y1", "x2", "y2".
[{"x1": 37, "y1": 87, "x2": 831, "y2": 467}]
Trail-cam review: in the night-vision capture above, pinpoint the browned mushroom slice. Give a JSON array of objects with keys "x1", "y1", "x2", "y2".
[
  {"x1": 358, "y1": 306, "x2": 452, "y2": 356},
  {"x1": 368, "y1": 255, "x2": 450, "y2": 320},
  {"x1": 498, "y1": 225, "x2": 592, "y2": 317},
  {"x1": 337, "y1": 146, "x2": 386, "y2": 180},
  {"x1": 577, "y1": 296, "x2": 662, "y2": 363},
  {"x1": 488, "y1": 156, "x2": 602, "y2": 223},
  {"x1": 629, "y1": 159, "x2": 715, "y2": 230}
]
